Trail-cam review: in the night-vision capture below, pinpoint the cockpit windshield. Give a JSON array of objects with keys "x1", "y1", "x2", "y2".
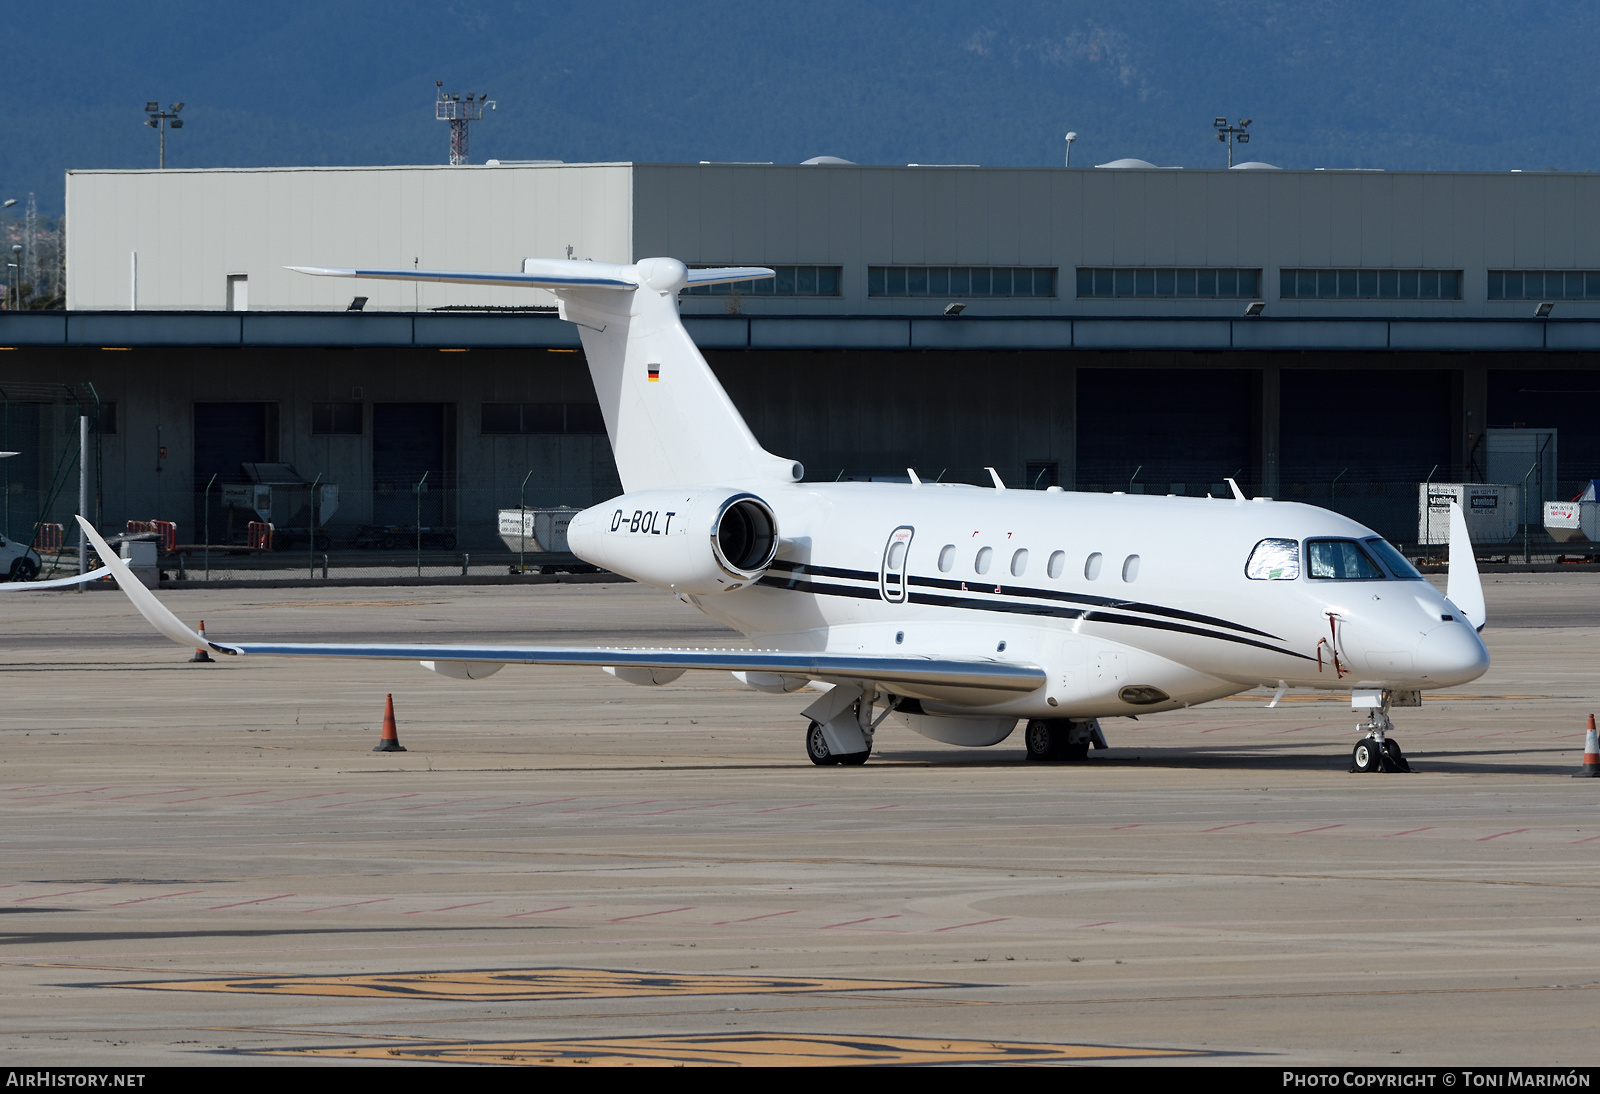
[
  {"x1": 1306, "y1": 538, "x2": 1391, "y2": 580},
  {"x1": 1361, "y1": 536, "x2": 1424, "y2": 580}
]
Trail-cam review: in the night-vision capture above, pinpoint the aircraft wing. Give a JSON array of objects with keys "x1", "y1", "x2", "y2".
[
  {"x1": 0, "y1": 566, "x2": 112, "y2": 591},
  {"x1": 73, "y1": 517, "x2": 1041, "y2": 694}
]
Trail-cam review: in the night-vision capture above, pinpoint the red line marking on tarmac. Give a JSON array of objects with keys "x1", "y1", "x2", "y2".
[
  {"x1": 315, "y1": 793, "x2": 423, "y2": 809},
  {"x1": 1200, "y1": 822, "x2": 1260, "y2": 832},
  {"x1": 300, "y1": 898, "x2": 393, "y2": 914},
  {"x1": 1288, "y1": 824, "x2": 1344, "y2": 835},
  {"x1": 247, "y1": 793, "x2": 345, "y2": 806},
  {"x1": 398, "y1": 796, "x2": 500, "y2": 811},
  {"x1": 1109, "y1": 823, "x2": 1144, "y2": 830},
  {"x1": 501, "y1": 905, "x2": 577, "y2": 919},
  {"x1": 1078, "y1": 921, "x2": 1115, "y2": 928},
  {"x1": 1385, "y1": 827, "x2": 1435, "y2": 837},
  {"x1": 163, "y1": 790, "x2": 274, "y2": 804},
  {"x1": 712, "y1": 910, "x2": 797, "y2": 925},
  {"x1": 101, "y1": 788, "x2": 199, "y2": 801},
  {"x1": 403, "y1": 901, "x2": 495, "y2": 915},
  {"x1": 821, "y1": 915, "x2": 903, "y2": 930},
  {"x1": 473, "y1": 797, "x2": 579, "y2": 812},
  {"x1": 929, "y1": 918, "x2": 1008, "y2": 932},
  {"x1": 632, "y1": 802, "x2": 738, "y2": 816},
  {"x1": 1570, "y1": 835, "x2": 1600, "y2": 844},
  {"x1": 752, "y1": 804, "x2": 818, "y2": 814},
  {"x1": 608, "y1": 906, "x2": 695, "y2": 923},
  {"x1": 558, "y1": 800, "x2": 661, "y2": 814},
  {"x1": 1267, "y1": 726, "x2": 1311, "y2": 735},
  {"x1": 13, "y1": 786, "x2": 115, "y2": 801},
  {"x1": 1477, "y1": 829, "x2": 1531, "y2": 842},
  {"x1": 15, "y1": 887, "x2": 111, "y2": 903},
  {"x1": 109, "y1": 890, "x2": 203, "y2": 907},
  {"x1": 208, "y1": 893, "x2": 295, "y2": 910},
  {"x1": 867, "y1": 804, "x2": 901, "y2": 811}
]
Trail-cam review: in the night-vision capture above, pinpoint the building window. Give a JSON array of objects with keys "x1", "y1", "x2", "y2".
[
  {"x1": 868, "y1": 266, "x2": 1056, "y2": 298},
  {"x1": 1076, "y1": 267, "x2": 1260, "y2": 299},
  {"x1": 311, "y1": 402, "x2": 362, "y2": 435},
  {"x1": 685, "y1": 265, "x2": 841, "y2": 296},
  {"x1": 1488, "y1": 270, "x2": 1600, "y2": 300},
  {"x1": 481, "y1": 403, "x2": 606, "y2": 435},
  {"x1": 1279, "y1": 269, "x2": 1462, "y2": 300}
]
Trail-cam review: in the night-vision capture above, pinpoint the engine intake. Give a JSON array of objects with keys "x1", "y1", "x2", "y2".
[{"x1": 567, "y1": 489, "x2": 780, "y2": 594}]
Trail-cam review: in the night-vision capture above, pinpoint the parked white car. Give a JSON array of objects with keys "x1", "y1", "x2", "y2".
[{"x1": 0, "y1": 532, "x2": 41, "y2": 582}]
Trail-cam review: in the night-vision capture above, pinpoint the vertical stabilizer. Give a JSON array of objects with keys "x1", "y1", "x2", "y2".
[
  {"x1": 287, "y1": 257, "x2": 803, "y2": 493},
  {"x1": 554, "y1": 258, "x2": 802, "y2": 492}
]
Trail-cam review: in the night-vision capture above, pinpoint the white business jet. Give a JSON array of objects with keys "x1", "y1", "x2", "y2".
[{"x1": 72, "y1": 257, "x2": 1489, "y2": 773}]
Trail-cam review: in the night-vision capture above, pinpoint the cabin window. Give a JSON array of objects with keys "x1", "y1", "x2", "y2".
[
  {"x1": 1306, "y1": 538, "x2": 1386, "y2": 580},
  {"x1": 1047, "y1": 550, "x2": 1065, "y2": 578},
  {"x1": 1122, "y1": 554, "x2": 1140, "y2": 582},
  {"x1": 1010, "y1": 549, "x2": 1028, "y2": 577},
  {"x1": 938, "y1": 544, "x2": 955, "y2": 572},
  {"x1": 1363, "y1": 537, "x2": 1424, "y2": 580},
  {"x1": 1245, "y1": 538, "x2": 1301, "y2": 580},
  {"x1": 1084, "y1": 552, "x2": 1103, "y2": 580},
  {"x1": 974, "y1": 546, "x2": 993, "y2": 575}
]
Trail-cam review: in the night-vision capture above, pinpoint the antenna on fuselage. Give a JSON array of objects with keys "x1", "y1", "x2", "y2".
[{"x1": 1226, "y1": 477, "x2": 1246, "y2": 500}]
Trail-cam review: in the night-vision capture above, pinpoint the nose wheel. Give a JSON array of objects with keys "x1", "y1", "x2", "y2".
[{"x1": 1347, "y1": 692, "x2": 1413, "y2": 773}]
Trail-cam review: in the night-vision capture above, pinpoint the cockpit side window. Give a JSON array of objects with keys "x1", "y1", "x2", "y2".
[
  {"x1": 1306, "y1": 538, "x2": 1386, "y2": 580},
  {"x1": 1245, "y1": 538, "x2": 1301, "y2": 580},
  {"x1": 1363, "y1": 537, "x2": 1424, "y2": 580}
]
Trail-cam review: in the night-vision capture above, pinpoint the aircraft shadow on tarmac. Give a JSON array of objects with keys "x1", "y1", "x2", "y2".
[
  {"x1": 871, "y1": 744, "x2": 1574, "y2": 775},
  {"x1": 0, "y1": 925, "x2": 573, "y2": 946}
]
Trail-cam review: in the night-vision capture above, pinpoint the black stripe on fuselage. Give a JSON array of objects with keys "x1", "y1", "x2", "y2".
[
  {"x1": 766, "y1": 559, "x2": 1280, "y2": 641},
  {"x1": 756, "y1": 569, "x2": 1313, "y2": 663}
]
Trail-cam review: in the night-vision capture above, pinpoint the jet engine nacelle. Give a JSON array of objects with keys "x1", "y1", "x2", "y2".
[{"x1": 567, "y1": 489, "x2": 779, "y2": 594}]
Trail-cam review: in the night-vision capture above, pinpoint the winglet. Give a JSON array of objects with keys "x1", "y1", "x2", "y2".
[
  {"x1": 72, "y1": 516, "x2": 239, "y2": 655},
  {"x1": 1445, "y1": 501, "x2": 1487, "y2": 632}
]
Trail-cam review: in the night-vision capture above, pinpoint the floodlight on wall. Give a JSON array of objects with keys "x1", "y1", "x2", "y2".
[
  {"x1": 1535, "y1": 301, "x2": 1554, "y2": 317},
  {"x1": 348, "y1": 296, "x2": 368, "y2": 312},
  {"x1": 1243, "y1": 300, "x2": 1265, "y2": 317},
  {"x1": 144, "y1": 100, "x2": 187, "y2": 168},
  {"x1": 1064, "y1": 131, "x2": 1078, "y2": 167},
  {"x1": 1214, "y1": 117, "x2": 1253, "y2": 167},
  {"x1": 944, "y1": 302, "x2": 966, "y2": 316}
]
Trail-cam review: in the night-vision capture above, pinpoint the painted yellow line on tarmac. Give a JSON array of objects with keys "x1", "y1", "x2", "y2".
[
  {"x1": 262, "y1": 1031, "x2": 1201, "y2": 1066},
  {"x1": 119, "y1": 966, "x2": 941, "y2": 1002}
]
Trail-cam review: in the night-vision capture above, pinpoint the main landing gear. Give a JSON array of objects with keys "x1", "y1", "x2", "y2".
[
  {"x1": 1349, "y1": 690, "x2": 1412, "y2": 773},
  {"x1": 1023, "y1": 718, "x2": 1103, "y2": 763},
  {"x1": 801, "y1": 684, "x2": 883, "y2": 766}
]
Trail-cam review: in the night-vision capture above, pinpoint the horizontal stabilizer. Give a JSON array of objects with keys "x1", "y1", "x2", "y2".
[
  {"x1": 685, "y1": 267, "x2": 776, "y2": 286},
  {"x1": 286, "y1": 263, "x2": 634, "y2": 291}
]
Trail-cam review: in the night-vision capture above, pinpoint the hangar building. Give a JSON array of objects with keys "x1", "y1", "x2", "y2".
[{"x1": 3, "y1": 160, "x2": 1599, "y2": 551}]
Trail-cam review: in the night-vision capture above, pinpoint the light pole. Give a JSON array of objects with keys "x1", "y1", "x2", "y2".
[
  {"x1": 1064, "y1": 132, "x2": 1077, "y2": 167},
  {"x1": 1214, "y1": 117, "x2": 1252, "y2": 167},
  {"x1": 144, "y1": 101, "x2": 185, "y2": 169},
  {"x1": 2, "y1": 200, "x2": 14, "y2": 309},
  {"x1": 8, "y1": 245, "x2": 20, "y2": 311}
]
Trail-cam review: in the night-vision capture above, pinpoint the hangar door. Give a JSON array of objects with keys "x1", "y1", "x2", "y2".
[
  {"x1": 194, "y1": 402, "x2": 278, "y2": 543},
  {"x1": 372, "y1": 403, "x2": 455, "y2": 532}
]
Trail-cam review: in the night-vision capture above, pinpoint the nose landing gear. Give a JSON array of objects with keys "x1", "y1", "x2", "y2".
[{"x1": 1349, "y1": 689, "x2": 1413, "y2": 773}]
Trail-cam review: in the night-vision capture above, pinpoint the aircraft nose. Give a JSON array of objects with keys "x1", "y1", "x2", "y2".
[{"x1": 1415, "y1": 621, "x2": 1489, "y2": 687}]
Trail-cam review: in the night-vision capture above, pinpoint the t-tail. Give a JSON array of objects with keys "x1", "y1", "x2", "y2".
[{"x1": 288, "y1": 258, "x2": 804, "y2": 492}]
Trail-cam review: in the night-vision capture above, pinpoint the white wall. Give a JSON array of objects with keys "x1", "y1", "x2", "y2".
[{"x1": 67, "y1": 164, "x2": 634, "y2": 311}]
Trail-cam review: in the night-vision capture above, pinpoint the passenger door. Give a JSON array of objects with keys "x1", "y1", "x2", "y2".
[{"x1": 880, "y1": 526, "x2": 914, "y2": 603}]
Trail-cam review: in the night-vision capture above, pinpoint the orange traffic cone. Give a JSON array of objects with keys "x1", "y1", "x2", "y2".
[
  {"x1": 1574, "y1": 714, "x2": 1599, "y2": 778},
  {"x1": 189, "y1": 620, "x2": 214, "y2": 663},
  {"x1": 374, "y1": 694, "x2": 407, "y2": 752}
]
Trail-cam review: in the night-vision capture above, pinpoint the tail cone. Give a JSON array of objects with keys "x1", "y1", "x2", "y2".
[
  {"x1": 374, "y1": 693, "x2": 407, "y2": 752},
  {"x1": 189, "y1": 620, "x2": 214, "y2": 663},
  {"x1": 1574, "y1": 714, "x2": 1598, "y2": 778}
]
